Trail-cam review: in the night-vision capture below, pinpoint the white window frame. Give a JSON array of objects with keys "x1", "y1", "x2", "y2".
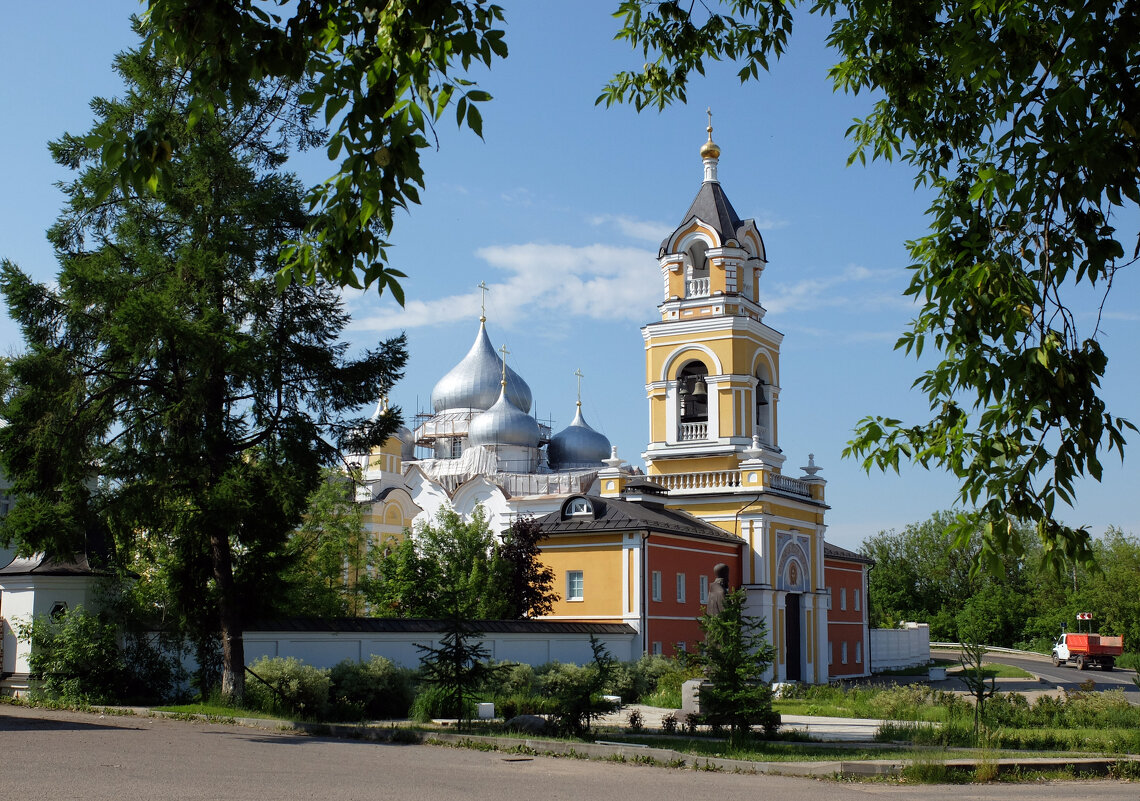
[
  {"x1": 699, "y1": 575, "x2": 709, "y2": 604},
  {"x1": 854, "y1": 588, "x2": 862, "y2": 612},
  {"x1": 567, "y1": 570, "x2": 584, "y2": 602},
  {"x1": 568, "y1": 498, "x2": 592, "y2": 516},
  {"x1": 828, "y1": 641, "x2": 833, "y2": 666},
  {"x1": 651, "y1": 571, "x2": 662, "y2": 602},
  {"x1": 652, "y1": 641, "x2": 663, "y2": 656},
  {"x1": 855, "y1": 641, "x2": 863, "y2": 664},
  {"x1": 676, "y1": 572, "x2": 687, "y2": 603},
  {"x1": 841, "y1": 642, "x2": 848, "y2": 664},
  {"x1": 840, "y1": 587, "x2": 847, "y2": 611}
]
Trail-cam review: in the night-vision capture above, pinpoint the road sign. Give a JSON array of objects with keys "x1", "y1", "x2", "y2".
[{"x1": 1077, "y1": 612, "x2": 1093, "y2": 620}]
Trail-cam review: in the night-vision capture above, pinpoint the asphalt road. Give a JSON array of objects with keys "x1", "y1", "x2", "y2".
[
  {"x1": 933, "y1": 647, "x2": 1140, "y2": 699},
  {"x1": 2, "y1": 704, "x2": 1138, "y2": 801}
]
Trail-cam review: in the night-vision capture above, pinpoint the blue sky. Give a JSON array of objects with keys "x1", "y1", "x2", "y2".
[{"x1": 3, "y1": 1, "x2": 1138, "y2": 550}]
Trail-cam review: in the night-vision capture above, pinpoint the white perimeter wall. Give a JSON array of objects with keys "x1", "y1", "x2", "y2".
[
  {"x1": 870, "y1": 622, "x2": 930, "y2": 672},
  {"x1": 244, "y1": 629, "x2": 640, "y2": 670}
]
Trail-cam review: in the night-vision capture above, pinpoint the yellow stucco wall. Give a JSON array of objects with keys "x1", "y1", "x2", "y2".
[{"x1": 541, "y1": 538, "x2": 624, "y2": 619}]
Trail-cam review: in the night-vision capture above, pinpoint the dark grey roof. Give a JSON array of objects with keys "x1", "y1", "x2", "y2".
[
  {"x1": 824, "y1": 542, "x2": 875, "y2": 566},
  {"x1": 244, "y1": 618, "x2": 636, "y2": 635},
  {"x1": 0, "y1": 551, "x2": 114, "y2": 577},
  {"x1": 659, "y1": 180, "x2": 745, "y2": 256},
  {"x1": 537, "y1": 494, "x2": 742, "y2": 546}
]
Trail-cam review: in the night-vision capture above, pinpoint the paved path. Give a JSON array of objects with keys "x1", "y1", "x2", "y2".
[{"x1": 2, "y1": 704, "x2": 1137, "y2": 801}]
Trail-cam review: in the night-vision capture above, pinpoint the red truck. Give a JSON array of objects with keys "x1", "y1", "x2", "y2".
[{"x1": 1051, "y1": 632, "x2": 1123, "y2": 671}]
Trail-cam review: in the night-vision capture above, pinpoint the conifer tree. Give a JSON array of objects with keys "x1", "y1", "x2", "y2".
[{"x1": 0, "y1": 39, "x2": 406, "y2": 702}]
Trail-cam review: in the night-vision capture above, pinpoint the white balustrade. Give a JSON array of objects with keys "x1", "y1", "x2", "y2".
[
  {"x1": 678, "y1": 421, "x2": 707, "y2": 441},
  {"x1": 686, "y1": 277, "x2": 710, "y2": 297}
]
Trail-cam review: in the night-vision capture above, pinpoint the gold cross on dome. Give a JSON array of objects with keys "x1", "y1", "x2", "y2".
[
  {"x1": 477, "y1": 281, "x2": 489, "y2": 322},
  {"x1": 498, "y1": 343, "x2": 510, "y2": 384}
]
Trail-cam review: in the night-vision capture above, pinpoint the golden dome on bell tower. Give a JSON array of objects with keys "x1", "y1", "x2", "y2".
[{"x1": 700, "y1": 108, "x2": 720, "y2": 160}]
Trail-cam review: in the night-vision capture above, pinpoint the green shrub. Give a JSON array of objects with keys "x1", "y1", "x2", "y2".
[
  {"x1": 410, "y1": 683, "x2": 472, "y2": 722},
  {"x1": 495, "y1": 692, "x2": 551, "y2": 719},
  {"x1": 497, "y1": 662, "x2": 537, "y2": 696},
  {"x1": 328, "y1": 656, "x2": 415, "y2": 720},
  {"x1": 18, "y1": 606, "x2": 126, "y2": 705},
  {"x1": 244, "y1": 656, "x2": 330, "y2": 718}
]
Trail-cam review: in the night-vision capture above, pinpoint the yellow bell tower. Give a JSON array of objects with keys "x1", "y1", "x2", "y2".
[
  {"x1": 643, "y1": 114, "x2": 783, "y2": 476},
  {"x1": 642, "y1": 115, "x2": 831, "y2": 684}
]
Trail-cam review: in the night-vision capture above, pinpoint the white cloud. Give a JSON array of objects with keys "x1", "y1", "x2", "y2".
[
  {"x1": 589, "y1": 214, "x2": 672, "y2": 243},
  {"x1": 763, "y1": 264, "x2": 905, "y2": 316},
  {"x1": 349, "y1": 243, "x2": 661, "y2": 333},
  {"x1": 754, "y1": 215, "x2": 789, "y2": 231}
]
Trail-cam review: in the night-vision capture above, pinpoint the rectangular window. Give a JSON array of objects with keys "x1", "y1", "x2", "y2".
[
  {"x1": 854, "y1": 588, "x2": 862, "y2": 612},
  {"x1": 651, "y1": 571, "x2": 662, "y2": 602},
  {"x1": 652, "y1": 641, "x2": 663, "y2": 656},
  {"x1": 676, "y1": 573, "x2": 686, "y2": 603},
  {"x1": 567, "y1": 570, "x2": 584, "y2": 601},
  {"x1": 841, "y1": 642, "x2": 849, "y2": 664},
  {"x1": 828, "y1": 642, "x2": 833, "y2": 666},
  {"x1": 855, "y1": 641, "x2": 863, "y2": 664},
  {"x1": 699, "y1": 575, "x2": 709, "y2": 604},
  {"x1": 676, "y1": 641, "x2": 686, "y2": 653},
  {"x1": 840, "y1": 587, "x2": 847, "y2": 611}
]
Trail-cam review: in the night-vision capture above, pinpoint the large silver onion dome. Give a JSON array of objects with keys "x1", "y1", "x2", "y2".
[
  {"x1": 467, "y1": 385, "x2": 541, "y2": 448},
  {"x1": 548, "y1": 405, "x2": 611, "y2": 469},
  {"x1": 431, "y1": 321, "x2": 532, "y2": 413}
]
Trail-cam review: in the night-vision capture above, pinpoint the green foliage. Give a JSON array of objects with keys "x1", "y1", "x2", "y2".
[
  {"x1": 19, "y1": 606, "x2": 126, "y2": 704},
  {"x1": 369, "y1": 506, "x2": 519, "y2": 619},
  {"x1": 0, "y1": 41, "x2": 406, "y2": 701},
  {"x1": 696, "y1": 587, "x2": 778, "y2": 742},
  {"x1": 280, "y1": 470, "x2": 375, "y2": 618},
  {"x1": 865, "y1": 514, "x2": 1140, "y2": 653},
  {"x1": 328, "y1": 656, "x2": 415, "y2": 721},
  {"x1": 410, "y1": 684, "x2": 464, "y2": 723},
  {"x1": 957, "y1": 600, "x2": 997, "y2": 737},
  {"x1": 109, "y1": 3, "x2": 508, "y2": 297},
  {"x1": 609, "y1": 0, "x2": 1138, "y2": 573},
  {"x1": 541, "y1": 636, "x2": 618, "y2": 738},
  {"x1": 244, "y1": 656, "x2": 331, "y2": 719},
  {"x1": 496, "y1": 515, "x2": 559, "y2": 618},
  {"x1": 415, "y1": 611, "x2": 502, "y2": 730}
]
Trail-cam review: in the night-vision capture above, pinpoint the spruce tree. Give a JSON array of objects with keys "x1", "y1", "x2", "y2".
[{"x1": 0, "y1": 38, "x2": 406, "y2": 702}]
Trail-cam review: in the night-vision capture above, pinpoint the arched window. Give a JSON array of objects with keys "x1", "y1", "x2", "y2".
[
  {"x1": 686, "y1": 241, "x2": 710, "y2": 298},
  {"x1": 677, "y1": 361, "x2": 709, "y2": 441}
]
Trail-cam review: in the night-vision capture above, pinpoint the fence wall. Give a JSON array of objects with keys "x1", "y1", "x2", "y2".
[
  {"x1": 243, "y1": 628, "x2": 640, "y2": 670},
  {"x1": 870, "y1": 622, "x2": 930, "y2": 672}
]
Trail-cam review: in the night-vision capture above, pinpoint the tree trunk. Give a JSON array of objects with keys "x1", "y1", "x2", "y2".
[{"x1": 211, "y1": 525, "x2": 245, "y2": 703}]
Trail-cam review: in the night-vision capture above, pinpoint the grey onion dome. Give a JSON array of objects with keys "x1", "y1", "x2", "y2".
[
  {"x1": 548, "y1": 405, "x2": 611, "y2": 469},
  {"x1": 467, "y1": 385, "x2": 541, "y2": 448},
  {"x1": 396, "y1": 425, "x2": 415, "y2": 461},
  {"x1": 430, "y1": 321, "x2": 533, "y2": 413}
]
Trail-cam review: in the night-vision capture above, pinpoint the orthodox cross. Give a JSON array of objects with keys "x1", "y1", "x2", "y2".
[
  {"x1": 499, "y1": 343, "x2": 510, "y2": 385},
  {"x1": 573, "y1": 368, "x2": 584, "y2": 407},
  {"x1": 477, "y1": 280, "x2": 490, "y2": 322}
]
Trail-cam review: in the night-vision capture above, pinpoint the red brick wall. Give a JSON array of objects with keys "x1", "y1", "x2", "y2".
[
  {"x1": 646, "y1": 533, "x2": 741, "y2": 658},
  {"x1": 825, "y1": 557, "x2": 868, "y2": 678}
]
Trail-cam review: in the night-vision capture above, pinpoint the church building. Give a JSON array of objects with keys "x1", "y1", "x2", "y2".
[{"x1": 354, "y1": 121, "x2": 871, "y2": 682}]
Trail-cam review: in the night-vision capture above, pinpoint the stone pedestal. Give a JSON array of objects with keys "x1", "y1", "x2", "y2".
[{"x1": 681, "y1": 678, "x2": 711, "y2": 717}]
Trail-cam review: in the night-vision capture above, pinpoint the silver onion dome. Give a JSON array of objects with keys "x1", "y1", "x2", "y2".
[
  {"x1": 548, "y1": 405, "x2": 611, "y2": 469},
  {"x1": 430, "y1": 321, "x2": 532, "y2": 413},
  {"x1": 467, "y1": 385, "x2": 541, "y2": 448},
  {"x1": 396, "y1": 425, "x2": 415, "y2": 460}
]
